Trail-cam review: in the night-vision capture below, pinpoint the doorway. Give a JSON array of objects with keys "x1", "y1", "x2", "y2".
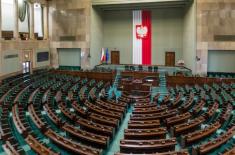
[
  {"x1": 111, "y1": 51, "x2": 120, "y2": 64},
  {"x1": 165, "y1": 52, "x2": 175, "y2": 66},
  {"x1": 22, "y1": 61, "x2": 31, "y2": 73}
]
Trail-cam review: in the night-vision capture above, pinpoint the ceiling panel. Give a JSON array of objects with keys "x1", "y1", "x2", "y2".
[{"x1": 92, "y1": 0, "x2": 193, "y2": 10}]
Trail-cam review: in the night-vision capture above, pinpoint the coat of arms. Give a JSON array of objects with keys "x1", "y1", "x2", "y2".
[{"x1": 136, "y1": 25, "x2": 148, "y2": 39}]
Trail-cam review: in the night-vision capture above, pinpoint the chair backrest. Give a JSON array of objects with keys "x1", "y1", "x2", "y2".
[
  {"x1": 154, "y1": 66, "x2": 158, "y2": 72},
  {"x1": 148, "y1": 66, "x2": 152, "y2": 72}
]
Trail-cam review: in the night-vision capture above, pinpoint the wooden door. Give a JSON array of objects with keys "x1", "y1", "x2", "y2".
[
  {"x1": 165, "y1": 52, "x2": 175, "y2": 66},
  {"x1": 111, "y1": 51, "x2": 120, "y2": 64}
]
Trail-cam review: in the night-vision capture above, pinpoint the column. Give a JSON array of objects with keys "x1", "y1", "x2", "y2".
[
  {"x1": 13, "y1": 0, "x2": 19, "y2": 39},
  {"x1": 29, "y1": 2, "x2": 34, "y2": 39},
  {"x1": 0, "y1": 0, "x2": 2, "y2": 39},
  {"x1": 43, "y1": 3, "x2": 48, "y2": 40}
]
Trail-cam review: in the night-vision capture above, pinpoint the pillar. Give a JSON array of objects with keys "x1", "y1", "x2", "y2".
[
  {"x1": 42, "y1": 3, "x2": 48, "y2": 40},
  {"x1": 13, "y1": 0, "x2": 19, "y2": 39},
  {"x1": 29, "y1": 2, "x2": 34, "y2": 39},
  {"x1": 0, "y1": 0, "x2": 2, "y2": 39}
]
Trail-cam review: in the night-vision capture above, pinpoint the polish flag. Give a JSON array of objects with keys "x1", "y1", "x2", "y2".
[
  {"x1": 100, "y1": 48, "x2": 106, "y2": 62},
  {"x1": 133, "y1": 10, "x2": 152, "y2": 65}
]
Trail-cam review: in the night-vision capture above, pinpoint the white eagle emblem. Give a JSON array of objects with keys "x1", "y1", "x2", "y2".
[{"x1": 136, "y1": 25, "x2": 148, "y2": 39}]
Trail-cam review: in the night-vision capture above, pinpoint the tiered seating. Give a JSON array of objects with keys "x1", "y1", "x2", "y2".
[
  {"x1": 116, "y1": 80, "x2": 235, "y2": 155},
  {"x1": 180, "y1": 121, "x2": 221, "y2": 147},
  {"x1": 0, "y1": 70, "x2": 234, "y2": 155},
  {"x1": 0, "y1": 70, "x2": 128, "y2": 155},
  {"x1": 192, "y1": 127, "x2": 235, "y2": 155},
  {"x1": 117, "y1": 95, "x2": 178, "y2": 154}
]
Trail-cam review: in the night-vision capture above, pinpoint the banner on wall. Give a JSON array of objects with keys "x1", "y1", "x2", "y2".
[{"x1": 133, "y1": 10, "x2": 152, "y2": 65}]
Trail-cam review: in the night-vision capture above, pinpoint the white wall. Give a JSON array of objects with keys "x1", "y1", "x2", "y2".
[
  {"x1": 152, "y1": 8, "x2": 183, "y2": 65},
  {"x1": 103, "y1": 10, "x2": 133, "y2": 64},
  {"x1": 208, "y1": 50, "x2": 235, "y2": 73},
  {"x1": 34, "y1": 4, "x2": 43, "y2": 37},
  {"x1": 182, "y1": 2, "x2": 196, "y2": 73},
  {"x1": 2, "y1": 0, "x2": 14, "y2": 31},
  {"x1": 58, "y1": 48, "x2": 81, "y2": 66},
  {"x1": 1, "y1": 0, "x2": 42, "y2": 34},
  {"x1": 1, "y1": 50, "x2": 22, "y2": 75},
  {"x1": 90, "y1": 7, "x2": 104, "y2": 67}
]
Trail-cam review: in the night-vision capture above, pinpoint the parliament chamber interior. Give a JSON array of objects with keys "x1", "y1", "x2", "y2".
[{"x1": 0, "y1": 0, "x2": 235, "y2": 155}]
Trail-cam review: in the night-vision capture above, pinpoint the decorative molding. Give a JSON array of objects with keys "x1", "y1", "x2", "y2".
[{"x1": 92, "y1": 0, "x2": 191, "y2": 5}]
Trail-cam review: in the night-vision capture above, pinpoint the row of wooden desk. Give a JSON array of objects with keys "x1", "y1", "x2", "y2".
[{"x1": 119, "y1": 95, "x2": 178, "y2": 154}]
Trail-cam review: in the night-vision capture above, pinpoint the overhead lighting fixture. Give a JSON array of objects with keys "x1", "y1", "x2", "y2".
[{"x1": 34, "y1": 2, "x2": 40, "y2": 8}]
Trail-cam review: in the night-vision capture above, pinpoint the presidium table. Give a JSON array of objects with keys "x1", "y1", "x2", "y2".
[{"x1": 120, "y1": 78, "x2": 152, "y2": 96}]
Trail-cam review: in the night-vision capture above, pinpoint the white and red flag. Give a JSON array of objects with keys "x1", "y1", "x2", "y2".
[
  {"x1": 100, "y1": 47, "x2": 106, "y2": 62},
  {"x1": 133, "y1": 10, "x2": 152, "y2": 65}
]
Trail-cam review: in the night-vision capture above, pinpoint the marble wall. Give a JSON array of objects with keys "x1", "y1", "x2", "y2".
[
  {"x1": 49, "y1": 0, "x2": 91, "y2": 69},
  {"x1": 196, "y1": 0, "x2": 235, "y2": 75},
  {"x1": 0, "y1": 40, "x2": 50, "y2": 77}
]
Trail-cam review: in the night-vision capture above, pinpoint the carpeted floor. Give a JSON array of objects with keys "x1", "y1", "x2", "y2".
[{"x1": 104, "y1": 105, "x2": 134, "y2": 155}]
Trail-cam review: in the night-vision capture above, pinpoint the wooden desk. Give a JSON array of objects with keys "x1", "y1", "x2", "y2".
[
  {"x1": 131, "y1": 109, "x2": 178, "y2": 121},
  {"x1": 124, "y1": 128, "x2": 166, "y2": 139},
  {"x1": 192, "y1": 127, "x2": 235, "y2": 155},
  {"x1": 28, "y1": 104, "x2": 45, "y2": 129},
  {"x1": 115, "y1": 150, "x2": 189, "y2": 155},
  {"x1": 26, "y1": 135, "x2": 58, "y2": 155},
  {"x1": 45, "y1": 129, "x2": 102, "y2": 155},
  {"x1": 76, "y1": 118, "x2": 114, "y2": 137},
  {"x1": 181, "y1": 121, "x2": 221, "y2": 147},
  {"x1": 120, "y1": 138, "x2": 176, "y2": 154},
  {"x1": 128, "y1": 120, "x2": 160, "y2": 129},
  {"x1": 171, "y1": 116, "x2": 205, "y2": 137},
  {"x1": 2, "y1": 141, "x2": 21, "y2": 155},
  {"x1": 62, "y1": 123, "x2": 109, "y2": 149},
  {"x1": 90, "y1": 113, "x2": 119, "y2": 128}
]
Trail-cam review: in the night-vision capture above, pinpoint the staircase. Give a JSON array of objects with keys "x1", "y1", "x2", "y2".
[
  {"x1": 159, "y1": 72, "x2": 168, "y2": 99},
  {"x1": 108, "y1": 71, "x2": 122, "y2": 99},
  {"x1": 159, "y1": 72, "x2": 167, "y2": 87},
  {"x1": 152, "y1": 72, "x2": 169, "y2": 102},
  {"x1": 113, "y1": 71, "x2": 121, "y2": 89}
]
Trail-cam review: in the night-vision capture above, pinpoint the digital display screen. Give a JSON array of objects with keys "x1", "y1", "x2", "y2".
[{"x1": 37, "y1": 52, "x2": 49, "y2": 62}]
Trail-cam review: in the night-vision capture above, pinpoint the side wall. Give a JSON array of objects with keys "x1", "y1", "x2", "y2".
[
  {"x1": 49, "y1": 0, "x2": 91, "y2": 69},
  {"x1": 196, "y1": 0, "x2": 235, "y2": 75},
  {"x1": 90, "y1": 7, "x2": 104, "y2": 67},
  {"x1": 103, "y1": 10, "x2": 133, "y2": 64},
  {"x1": 0, "y1": 41, "x2": 50, "y2": 77},
  {"x1": 58, "y1": 48, "x2": 81, "y2": 67},
  {"x1": 182, "y1": 2, "x2": 196, "y2": 73},
  {"x1": 152, "y1": 8, "x2": 183, "y2": 65},
  {"x1": 1, "y1": 50, "x2": 21, "y2": 75},
  {"x1": 208, "y1": 50, "x2": 235, "y2": 73}
]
